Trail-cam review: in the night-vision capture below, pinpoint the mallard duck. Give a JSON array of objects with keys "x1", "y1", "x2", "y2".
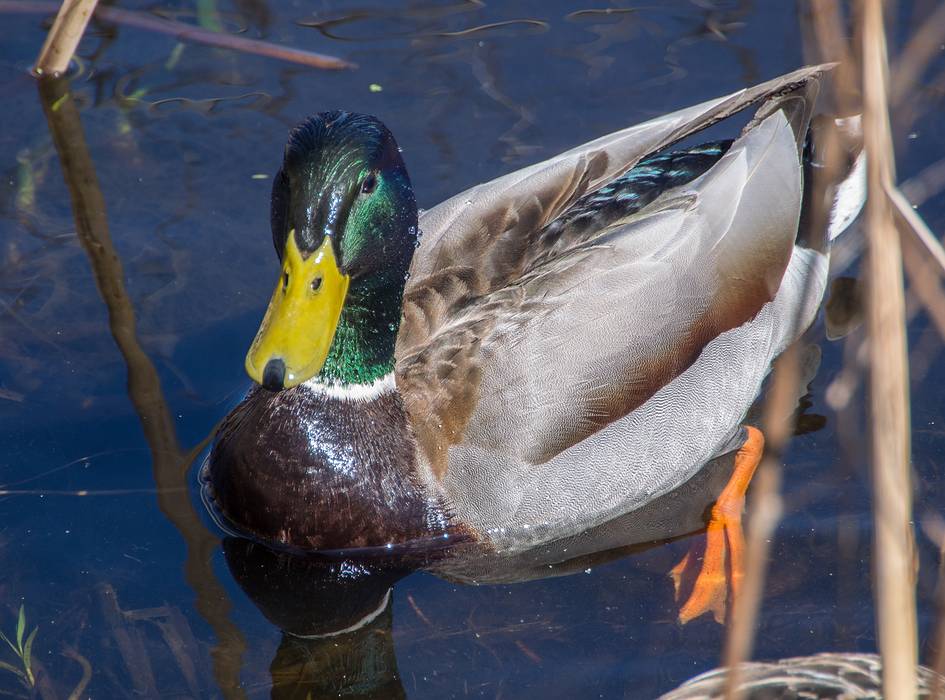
[
  {"x1": 659, "y1": 652, "x2": 944, "y2": 699},
  {"x1": 205, "y1": 64, "x2": 863, "y2": 623}
]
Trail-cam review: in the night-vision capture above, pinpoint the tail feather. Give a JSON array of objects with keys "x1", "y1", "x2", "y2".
[
  {"x1": 798, "y1": 113, "x2": 866, "y2": 250},
  {"x1": 742, "y1": 78, "x2": 821, "y2": 159},
  {"x1": 828, "y1": 150, "x2": 866, "y2": 241}
]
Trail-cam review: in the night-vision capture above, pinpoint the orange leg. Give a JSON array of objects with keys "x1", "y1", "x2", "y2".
[{"x1": 669, "y1": 426, "x2": 765, "y2": 624}]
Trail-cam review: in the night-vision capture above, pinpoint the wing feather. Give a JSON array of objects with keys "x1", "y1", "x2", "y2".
[{"x1": 395, "y1": 68, "x2": 825, "y2": 480}]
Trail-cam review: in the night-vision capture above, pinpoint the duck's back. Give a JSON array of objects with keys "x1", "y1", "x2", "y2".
[{"x1": 397, "y1": 68, "x2": 837, "y2": 550}]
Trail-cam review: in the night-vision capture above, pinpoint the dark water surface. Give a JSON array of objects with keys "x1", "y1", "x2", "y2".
[{"x1": 1, "y1": 1, "x2": 944, "y2": 697}]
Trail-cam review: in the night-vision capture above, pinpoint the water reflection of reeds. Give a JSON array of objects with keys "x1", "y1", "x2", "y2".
[{"x1": 36, "y1": 74, "x2": 248, "y2": 699}]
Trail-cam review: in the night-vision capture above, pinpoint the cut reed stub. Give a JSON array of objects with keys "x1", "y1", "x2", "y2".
[{"x1": 33, "y1": 0, "x2": 98, "y2": 77}]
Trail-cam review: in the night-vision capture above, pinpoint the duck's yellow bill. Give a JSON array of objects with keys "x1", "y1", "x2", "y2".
[{"x1": 245, "y1": 233, "x2": 350, "y2": 390}]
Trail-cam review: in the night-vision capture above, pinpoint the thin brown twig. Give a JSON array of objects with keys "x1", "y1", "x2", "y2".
[
  {"x1": 34, "y1": 0, "x2": 99, "y2": 76},
  {"x1": 861, "y1": 0, "x2": 917, "y2": 697},
  {"x1": 407, "y1": 594, "x2": 434, "y2": 628},
  {"x1": 2, "y1": 0, "x2": 354, "y2": 71}
]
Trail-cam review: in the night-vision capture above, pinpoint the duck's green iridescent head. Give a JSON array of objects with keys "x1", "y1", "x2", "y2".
[{"x1": 246, "y1": 112, "x2": 418, "y2": 391}]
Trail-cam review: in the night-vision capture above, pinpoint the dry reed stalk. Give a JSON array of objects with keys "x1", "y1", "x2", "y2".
[
  {"x1": 808, "y1": 0, "x2": 859, "y2": 112},
  {"x1": 901, "y1": 157, "x2": 945, "y2": 206},
  {"x1": 9, "y1": 0, "x2": 354, "y2": 72},
  {"x1": 923, "y1": 515, "x2": 945, "y2": 698},
  {"x1": 888, "y1": 184, "x2": 945, "y2": 278},
  {"x1": 720, "y1": 97, "x2": 850, "y2": 696},
  {"x1": 830, "y1": 155, "x2": 945, "y2": 278},
  {"x1": 722, "y1": 29, "x2": 852, "y2": 693},
  {"x1": 721, "y1": 347, "x2": 795, "y2": 699},
  {"x1": 33, "y1": 0, "x2": 98, "y2": 77},
  {"x1": 892, "y1": 189, "x2": 945, "y2": 341},
  {"x1": 37, "y1": 75, "x2": 248, "y2": 700},
  {"x1": 861, "y1": 0, "x2": 917, "y2": 698}
]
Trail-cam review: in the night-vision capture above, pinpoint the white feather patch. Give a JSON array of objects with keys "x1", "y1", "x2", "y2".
[
  {"x1": 828, "y1": 150, "x2": 867, "y2": 242},
  {"x1": 302, "y1": 372, "x2": 396, "y2": 402}
]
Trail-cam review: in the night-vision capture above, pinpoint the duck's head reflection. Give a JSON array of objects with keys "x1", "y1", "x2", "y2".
[
  {"x1": 223, "y1": 538, "x2": 411, "y2": 638},
  {"x1": 223, "y1": 538, "x2": 413, "y2": 699}
]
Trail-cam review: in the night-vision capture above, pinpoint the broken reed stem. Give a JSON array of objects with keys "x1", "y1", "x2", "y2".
[
  {"x1": 887, "y1": 184, "x2": 945, "y2": 277},
  {"x1": 892, "y1": 187, "x2": 945, "y2": 341},
  {"x1": 861, "y1": 0, "x2": 917, "y2": 698},
  {"x1": 808, "y1": 0, "x2": 858, "y2": 112},
  {"x1": 33, "y1": 0, "x2": 98, "y2": 76},
  {"x1": 7, "y1": 0, "x2": 355, "y2": 73}
]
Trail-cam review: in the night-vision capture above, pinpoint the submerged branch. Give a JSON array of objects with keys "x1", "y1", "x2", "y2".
[{"x1": 61, "y1": 648, "x2": 92, "y2": 700}]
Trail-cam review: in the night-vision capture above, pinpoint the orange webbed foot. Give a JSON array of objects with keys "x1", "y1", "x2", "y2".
[{"x1": 670, "y1": 426, "x2": 764, "y2": 625}]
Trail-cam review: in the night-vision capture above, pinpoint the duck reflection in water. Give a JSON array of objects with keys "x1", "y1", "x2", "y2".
[
  {"x1": 221, "y1": 443, "x2": 750, "y2": 699},
  {"x1": 222, "y1": 538, "x2": 409, "y2": 699},
  {"x1": 204, "y1": 63, "x2": 864, "y2": 652}
]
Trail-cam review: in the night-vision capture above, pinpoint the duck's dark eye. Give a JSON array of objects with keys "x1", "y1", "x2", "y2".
[
  {"x1": 311, "y1": 276, "x2": 323, "y2": 293},
  {"x1": 282, "y1": 272, "x2": 289, "y2": 292},
  {"x1": 361, "y1": 173, "x2": 377, "y2": 194}
]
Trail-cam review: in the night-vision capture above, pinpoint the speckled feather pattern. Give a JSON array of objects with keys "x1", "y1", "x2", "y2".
[
  {"x1": 398, "y1": 67, "x2": 842, "y2": 550},
  {"x1": 209, "y1": 65, "x2": 861, "y2": 552},
  {"x1": 659, "y1": 652, "x2": 945, "y2": 699}
]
